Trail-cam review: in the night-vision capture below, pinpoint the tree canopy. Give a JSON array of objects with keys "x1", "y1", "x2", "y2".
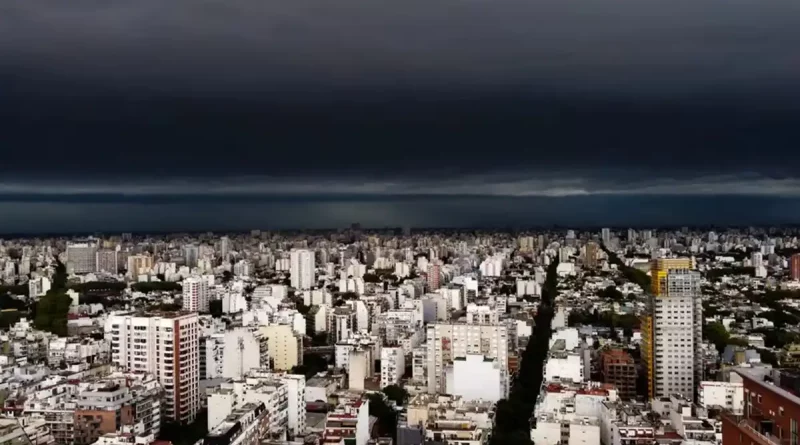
[{"x1": 33, "y1": 261, "x2": 71, "y2": 337}]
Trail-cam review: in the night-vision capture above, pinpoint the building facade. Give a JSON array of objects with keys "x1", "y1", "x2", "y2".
[
  {"x1": 183, "y1": 277, "x2": 210, "y2": 313},
  {"x1": 290, "y1": 249, "x2": 315, "y2": 290},
  {"x1": 105, "y1": 312, "x2": 201, "y2": 423}
]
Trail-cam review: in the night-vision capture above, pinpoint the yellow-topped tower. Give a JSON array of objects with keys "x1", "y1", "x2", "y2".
[
  {"x1": 650, "y1": 258, "x2": 693, "y2": 295},
  {"x1": 642, "y1": 257, "x2": 696, "y2": 400}
]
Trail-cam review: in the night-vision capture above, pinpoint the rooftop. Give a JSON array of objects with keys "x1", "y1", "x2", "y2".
[{"x1": 736, "y1": 368, "x2": 800, "y2": 409}]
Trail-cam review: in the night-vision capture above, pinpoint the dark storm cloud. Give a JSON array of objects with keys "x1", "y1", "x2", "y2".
[
  {"x1": 2, "y1": 0, "x2": 800, "y2": 199},
  {"x1": 3, "y1": 0, "x2": 800, "y2": 92}
]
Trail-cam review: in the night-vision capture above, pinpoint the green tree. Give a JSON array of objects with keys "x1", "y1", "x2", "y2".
[
  {"x1": 367, "y1": 393, "x2": 398, "y2": 440},
  {"x1": 382, "y1": 384, "x2": 409, "y2": 406},
  {"x1": 703, "y1": 321, "x2": 730, "y2": 353},
  {"x1": 222, "y1": 271, "x2": 233, "y2": 283},
  {"x1": 132, "y1": 282, "x2": 182, "y2": 293},
  {"x1": 33, "y1": 260, "x2": 71, "y2": 337}
]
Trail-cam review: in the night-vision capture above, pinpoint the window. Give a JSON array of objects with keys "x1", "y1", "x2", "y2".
[{"x1": 792, "y1": 419, "x2": 798, "y2": 445}]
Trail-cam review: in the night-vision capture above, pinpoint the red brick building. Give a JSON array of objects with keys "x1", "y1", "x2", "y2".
[
  {"x1": 600, "y1": 348, "x2": 637, "y2": 401},
  {"x1": 722, "y1": 368, "x2": 800, "y2": 445},
  {"x1": 792, "y1": 254, "x2": 800, "y2": 281}
]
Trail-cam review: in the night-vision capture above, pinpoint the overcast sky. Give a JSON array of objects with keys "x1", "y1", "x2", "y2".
[{"x1": 2, "y1": 0, "x2": 800, "y2": 231}]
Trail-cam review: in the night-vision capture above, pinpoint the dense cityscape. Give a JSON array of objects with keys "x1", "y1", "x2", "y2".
[{"x1": 0, "y1": 227, "x2": 797, "y2": 445}]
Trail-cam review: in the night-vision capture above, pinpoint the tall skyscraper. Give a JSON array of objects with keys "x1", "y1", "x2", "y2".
[
  {"x1": 791, "y1": 254, "x2": 800, "y2": 281},
  {"x1": 290, "y1": 249, "x2": 315, "y2": 290},
  {"x1": 642, "y1": 260, "x2": 702, "y2": 401},
  {"x1": 66, "y1": 240, "x2": 98, "y2": 274},
  {"x1": 182, "y1": 276, "x2": 210, "y2": 312},
  {"x1": 105, "y1": 312, "x2": 200, "y2": 423}
]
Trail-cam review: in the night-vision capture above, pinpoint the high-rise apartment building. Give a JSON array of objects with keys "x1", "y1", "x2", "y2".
[
  {"x1": 95, "y1": 248, "x2": 118, "y2": 274},
  {"x1": 425, "y1": 322, "x2": 509, "y2": 398},
  {"x1": 791, "y1": 254, "x2": 800, "y2": 281},
  {"x1": 380, "y1": 347, "x2": 405, "y2": 389},
  {"x1": 426, "y1": 264, "x2": 441, "y2": 291},
  {"x1": 642, "y1": 264, "x2": 702, "y2": 401},
  {"x1": 183, "y1": 276, "x2": 210, "y2": 313},
  {"x1": 290, "y1": 249, "x2": 315, "y2": 290},
  {"x1": 67, "y1": 241, "x2": 98, "y2": 274},
  {"x1": 220, "y1": 236, "x2": 231, "y2": 260},
  {"x1": 601, "y1": 227, "x2": 611, "y2": 245},
  {"x1": 261, "y1": 324, "x2": 302, "y2": 370},
  {"x1": 184, "y1": 244, "x2": 199, "y2": 268},
  {"x1": 585, "y1": 242, "x2": 599, "y2": 268},
  {"x1": 127, "y1": 254, "x2": 153, "y2": 278},
  {"x1": 105, "y1": 312, "x2": 201, "y2": 423}
]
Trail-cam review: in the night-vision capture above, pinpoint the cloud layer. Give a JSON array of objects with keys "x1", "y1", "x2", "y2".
[
  {"x1": 3, "y1": 0, "x2": 800, "y2": 94},
  {"x1": 2, "y1": 174, "x2": 800, "y2": 201}
]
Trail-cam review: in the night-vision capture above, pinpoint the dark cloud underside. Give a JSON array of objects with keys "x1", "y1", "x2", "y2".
[{"x1": 1, "y1": 0, "x2": 800, "y2": 231}]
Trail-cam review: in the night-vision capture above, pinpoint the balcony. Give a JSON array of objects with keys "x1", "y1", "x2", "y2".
[{"x1": 724, "y1": 413, "x2": 789, "y2": 445}]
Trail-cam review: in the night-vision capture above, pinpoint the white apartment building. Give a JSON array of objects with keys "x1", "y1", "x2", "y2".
[
  {"x1": 466, "y1": 304, "x2": 499, "y2": 325},
  {"x1": 204, "y1": 403, "x2": 269, "y2": 445},
  {"x1": 239, "y1": 370, "x2": 307, "y2": 439},
  {"x1": 327, "y1": 307, "x2": 357, "y2": 344},
  {"x1": 412, "y1": 346, "x2": 427, "y2": 383},
  {"x1": 28, "y1": 276, "x2": 51, "y2": 298},
  {"x1": 652, "y1": 269, "x2": 703, "y2": 401},
  {"x1": 516, "y1": 279, "x2": 541, "y2": 297},
  {"x1": 479, "y1": 256, "x2": 503, "y2": 277},
  {"x1": 66, "y1": 241, "x2": 97, "y2": 274},
  {"x1": 335, "y1": 332, "x2": 380, "y2": 370},
  {"x1": 208, "y1": 373, "x2": 301, "y2": 439},
  {"x1": 451, "y1": 354, "x2": 503, "y2": 402},
  {"x1": 380, "y1": 347, "x2": 405, "y2": 389},
  {"x1": 183, "y1": 276, "x2": 210, "y2": 313},
  {"x1": 105, "y1": 312, "x2": 200, "y2": 423},
  {"x1": 698, "y1": 381, "x2": 744, "y2": 414},
  {"x1": 426, "y1": 323, "x2": 509, "y2": 398},
  {"x1": 544, "y1": 339, "x2": 584, "y2": 383},
  {"x1": 203, "y1": 329, "x2": 268, "y2": 380},
  {"x1": 322, "y1": 398, "x2": 370, "y2": 445},
  {"x1": 290, "y1": 249, "x2": 315, "y2": 290}
]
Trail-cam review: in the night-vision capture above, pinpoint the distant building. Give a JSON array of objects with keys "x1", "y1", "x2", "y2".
[
  {"x1": 95, "y1": 249, "x2": 118, "y2": 274},
  {"x1": 183, "y1": 276, "x2": 210, "y2": 312},
  {"x1": 426, "y1": 264, "x2": 441, "y2": 291},
  {"x1": 290, "y1": 249, "x2": 315, "y2": 290},
  {"x1": 184, "y1": 244, "x2": 199, "y2": 268},
  {"x1": 791, "y1": 254, "x2": 800, "y2": 280},
  {"x1": 127, "y1": 254, "x2": 153, "y2": 278},
  {"x1": 67, "y1": 241, "x2": 98, "y2": 274},
  {"x1": 584, "y1": 242, "x2": 599, "y2": 269}
]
